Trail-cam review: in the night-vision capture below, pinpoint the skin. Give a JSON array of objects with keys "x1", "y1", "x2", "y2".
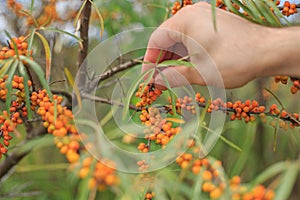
[{"x1": 142, "y1": 2, "x2": 300, "y2": 89}]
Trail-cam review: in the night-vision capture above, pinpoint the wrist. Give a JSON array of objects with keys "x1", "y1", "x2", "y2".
[{"x1": 259, "y1": 26, "x2": 300, "y2": 78}]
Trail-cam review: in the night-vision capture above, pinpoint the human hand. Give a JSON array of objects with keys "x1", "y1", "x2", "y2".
[{"x1": 142, "y1": 2, "x2": 284, "y2": 89}]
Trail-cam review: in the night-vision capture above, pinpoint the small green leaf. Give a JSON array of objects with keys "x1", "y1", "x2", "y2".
[
  {"x1": 211, "y1": 0, "x2": 217, "y2": 31},
  {"x1": 0, "y1": 58, "x2": 14, "y2": 77},
  {"x1": 18, "y1": 10, "x2": 38, "y2": 27},
  {"x1": 5, "y1": 59, "x2": 18, "y2": 111},
  {"x1": 89, "y1": 0, "x2": 105, "y2": 39},
  {"x1": 35, "y1": 31, "x2": 52, "y2": 83},
  {"x1": 30, "y1": 0, "x2": 35, "y2": 13},
  {"x1": 4, "y1": 31, "x2": 19, "y2": 58},
  {"x1": 264, "y1": 88, "x2": 284, "y2": 109},
  {"x1": 19, "y1": 61, "x2": 33, "y2": 119},
  {"x1": 74, "y1": 0, "x2": 88, "y2": 26},
  {"x1": 252, "y1": 161, "x2": 287, "y2": 185},
  {"x1": 41, "y1": 27, "x2": 83, "y2": 42},
  {"x1": 64, "y1": 67, "x2": 82, "y2": 115},
  {"x1": 200, "y1": 125, "x2": 242, "y2": 152},
  {"x1": 20, "y1": 55, "x2": 53, "y2": 100},
  {"x1": 157, "y1": 60, "x2": 195, "y2": 68},
  {"x1": 274, "y1": 162, "x2": 299, "y2": 200},
  {"x1": 27, "y1": 28, "x2": 36, "y2": 58},
  {"x1": 156, "y1": 69, "x2": 177, "y2": 116}
]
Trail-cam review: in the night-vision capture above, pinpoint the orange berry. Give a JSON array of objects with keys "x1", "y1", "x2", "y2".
[
  {"x1": 79, "y1": 167, "x2": 89, "y2": 178},
  {"x1": 202, "y1": 170, "x2": 213, "y2": 181},
  {"x1": 210, "y1": 188, "x2": 223, "y2": 199}
]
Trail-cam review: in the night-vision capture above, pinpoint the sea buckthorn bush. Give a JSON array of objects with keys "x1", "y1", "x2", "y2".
[{"x1": 0, "y1": 0, "x2": 299, "y2": 199}]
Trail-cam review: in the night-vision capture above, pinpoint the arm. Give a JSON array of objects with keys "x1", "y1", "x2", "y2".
[{"x1": 142, "y1": 2, "x2": 300, "y2": 89}]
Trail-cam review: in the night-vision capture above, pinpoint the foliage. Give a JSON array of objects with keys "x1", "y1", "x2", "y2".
[{"x1": 0, "y1": 0, "x2": 300, "y2": 200}]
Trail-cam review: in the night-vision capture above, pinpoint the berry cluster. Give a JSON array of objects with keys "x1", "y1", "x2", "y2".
[
  {"x1": 135, "y1": 83, "x2": 162, "y2": 108},
  {"x1": 175, "y1": 95, "x2": 196, "y2": 114},
  {"x1": 54, "y1": 135, "x2": 81, "y2": 163},
  {"x1": 87, "y1": 158, "x2": 119, "y2": 191},
  {"x1": 0, "y1": 71, "x2": 120, "y2": 191},
  {"x1": 290, "y1": 77, "x2": 300, "y2": 94},
  {"x1": 195, "y1": 93, "x2": 300, "y2": 129},
  {"x1": 138, "y1": 107, "x2": 181, "y2": 153},
  {"x1": 176, "y1": 153, "x2": 226, "y2": 199},
  {"x1": 0, "y1": 75, "x2": 32, "y2": 159},
  {"x1": 171, "y1": 0, "x2": 193, "y2": 15},
  {"x1": 31, "y1": 89, "x2": 78, "y2": 137},
  {"x1": 282, "y1": 1, "x2": 298, "y2": 16},
  {"x1": 275, "y1": 76, "x2": 300, "y2": 94},
  {"x1": 0, "y1": 36, "x2": 31, "y2": 60},
  {"x1": 230, "y1": 179, "x2": 275, "y2": 200},
  {"x1": 176, "y1": 152, "x2": 275, "y2": 200}
]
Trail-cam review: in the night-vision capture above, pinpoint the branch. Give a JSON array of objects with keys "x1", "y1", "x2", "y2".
[
  {"x1": 80, "y1": 93, "x2": 300, "y2": 126},
  {"x1": 76, "y1": 0, "x2": 92, "y2": 88},
  {"x1": 86, "y1": 56, "x2": 144, "y2": 92},
  {"x1": 81, "y1": 92, "x2": 140, "y2": 111}
]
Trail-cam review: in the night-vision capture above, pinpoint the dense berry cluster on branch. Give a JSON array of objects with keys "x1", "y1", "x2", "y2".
[
  {"x1": 176, "y1": 151, "x2": 275, "y2": 200},
  {"x1": 0, "y1": 36, "x2": 32, "y2": 60}
]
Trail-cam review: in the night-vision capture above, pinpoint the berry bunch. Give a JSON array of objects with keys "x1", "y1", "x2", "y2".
[
  {"x1": 0, "y1": 75, "x2": 32, "y2": 158},
  {"x1": 176, "y1": 152, "x2": 275, "y2": 200},
  {"x1": 177, "y1": 153, "x2": 226, "y2": 199},
  {"x1": 282, "y1": 1, "x2": 298, "y2": 16},
  {"x1": 171, "y1": 0, "x2": 193, "y2": 15},
  {"x1": 32, "y1": 90, "x2": 78, "y2": 137},
  {"x1": 290, "y1": 77, "x2": 300, "y2": 94},
  {"x1": 54, "y1": 136, "x2": 81, "y2": 163},
  {"x1": 0, "y1": 36, "x2": 32, "y2": 60},
  {"x1": 88, "y1": 159, "x2": 119, "y2": 191},
  {"x1": 275, "y1": 76, "x2": 300, "y2": 94},
  {"x1": 230, "y1": 181, "x2": 275, "y2": 200},
  {"x1": 135, "y1": 83, "x2": 162, "y2": 108}
]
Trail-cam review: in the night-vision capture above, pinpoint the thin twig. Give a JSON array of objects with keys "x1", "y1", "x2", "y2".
[{"x1": 86, "y1": 56, "x2": 144, "y2": 92}]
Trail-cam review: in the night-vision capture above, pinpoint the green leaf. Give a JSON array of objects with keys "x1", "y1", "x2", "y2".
[
  {"x1": 263, "y1": 0, "x2": 290, "y2": 25},
  {"x1": 19, "y1": 61, "x2": 33, "y2": 119},
  {"x1": 30, "y1": 0, "x2": 35, "y2": 14},
  {"x1": 0, "y1": 58, "x2": 14, "y2": 77},
  {"x1": 18, "y1": 9, "x2": 38, "y2": 27},
  {"x1": 64, "y1": 67, "x2": 82, "y2": 115},
  {"x1": 35, "y1": 31, "x2": 52, "y2": 83},
  {"x1": 41, "y1": 27, "x2": 83, "y2": 42},
  {"x1": 18, "y1": 134, "x2": 54, "y2": 155},
  {"x1": 253, "y1": 0, "x2": 281, "y2": 26},
  {"x1": 264, "y1": 88, "x2": 284, "y2": 109},
  {"x1": 20, "y1": 55, "x2": 53, "y2": 100},
  {"x1": 211, "y1": 0, "x2": 217, "y2": 31},
  {"x1": 229, "y1": 123, "x2": 256, "y2": 176},
  {"x1": 200, "y1": 125, "x2": 242, "y2": 152},
  {"x1": 4, "y1": 31, "x2": 19, "y2": 58},
  {"x1": 238, "y1": 0, "x2": 266, "y2": 24},
  {"x1": 156, "y1": 69, "x2": 177, "y2": 116},
  {"x1": 122, "y1": 68, "x2": 155, "y2": 119},
  {"x1": 74, "y1": 0, "x2": 88, "y2": 26},
  {"x1": 89, "y1": 0, "x2": 105, "y2": 39},
  {"x1": 157, "y1": 60, "x2": 195, "y2": 68},
  {"x1": 27, "y1": 28, "x2": 36, "y2": 58},
  {"x1": 274, "y1": 162, "x2": 299, "y2": 200},
  {"x1": 252, "y1": 161, "x2": 287, "y2": 185},
  {"x1": 5, "y1": 59, "x2": 18, "y2": 111}
]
